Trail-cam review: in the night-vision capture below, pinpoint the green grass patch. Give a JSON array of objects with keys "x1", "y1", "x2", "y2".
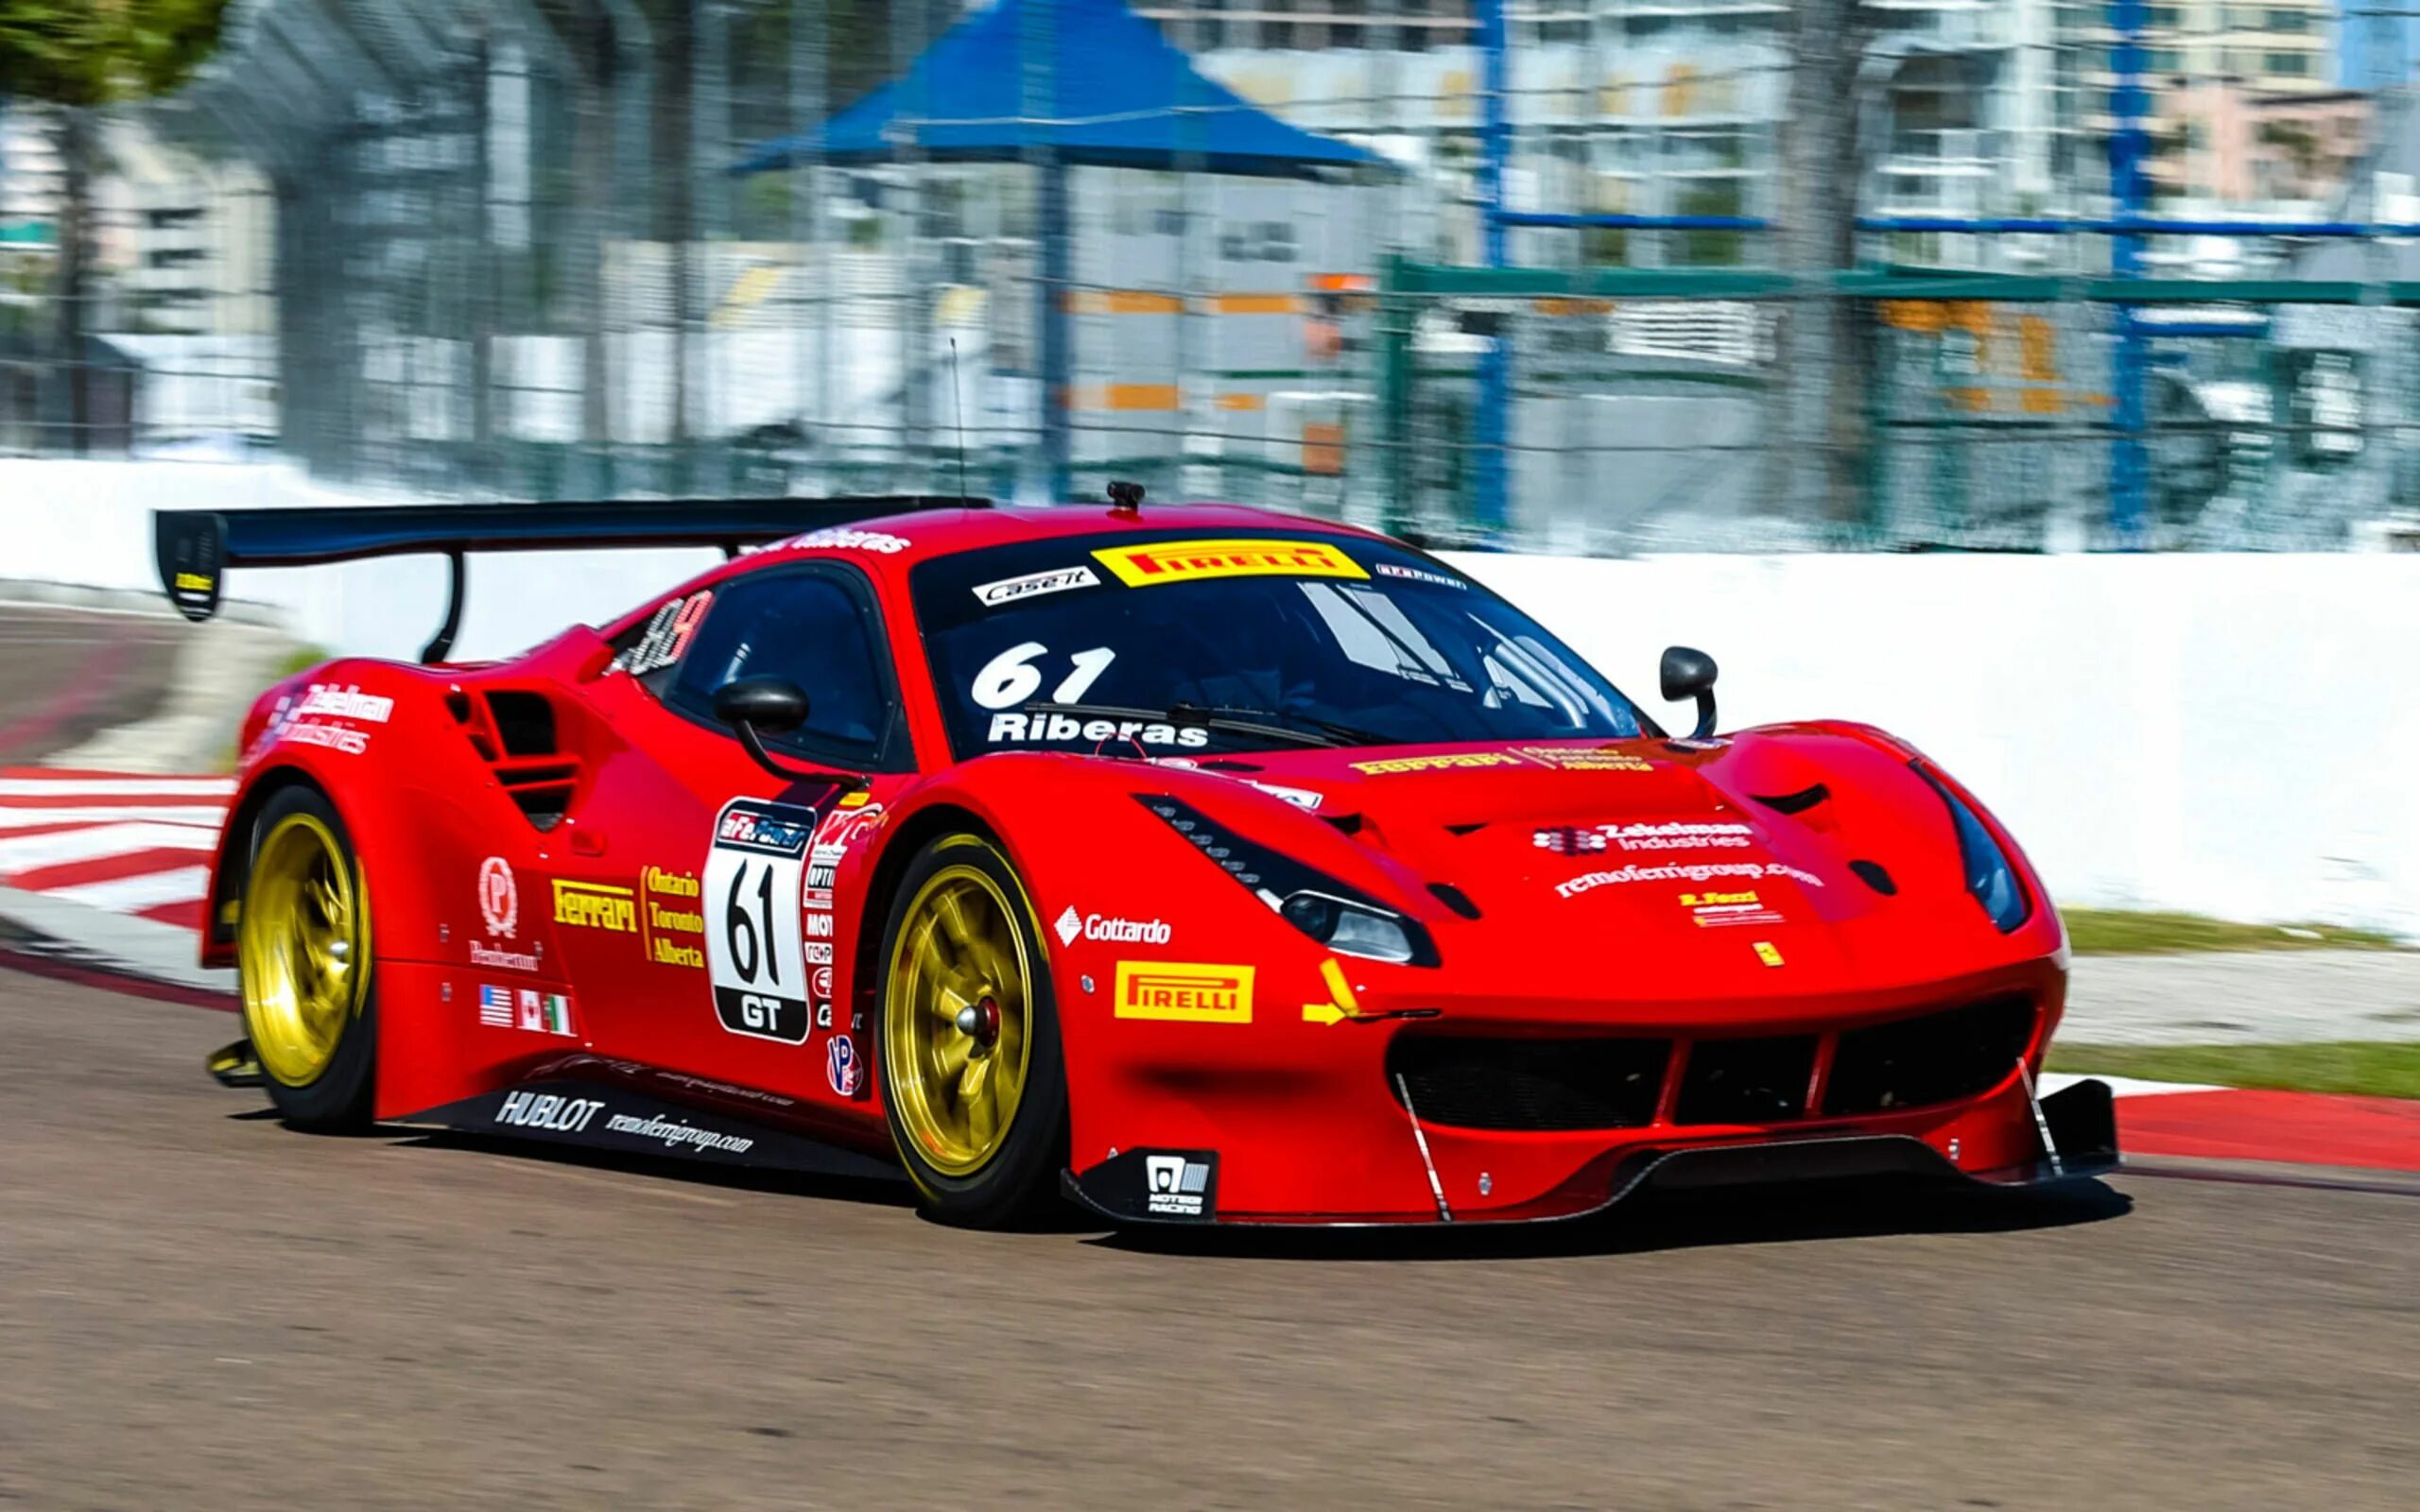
[
  {"x1": 270, "y1": 642, "x2": 333, "y2": 682},
  {"x1": 2060, "y1": 907, "x2": 2407, "y2": 955},
  {"x1": 2048, "y1": 1040, "x2": 2420, "y2": 1100}
]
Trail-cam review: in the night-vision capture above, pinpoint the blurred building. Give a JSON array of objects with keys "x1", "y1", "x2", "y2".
[
  {"x1": 104, "y1": 127, "x2": 274, "y2": 338},
  {"x1": 2150, "y1": 81, "x2": 2372, "y2": 204},
  {"x1": 2081, "y1": 1, "x2": 2341, "y2": 183},
  {"x1": 1154, "y1": 2, "x2": 2167, "y2": 271},
  {"x1": 2132, "y1": 0, "x2": 2335, "y2": 94},
  {"x1": 0, "y1": 105, "x2": 268, "y2": 339},
  {"x1": 0, "y1": 107, "x2": 65, "y2": 236},
  {"x1": 1138, "y1": 2, "x2": 1474, "y2": 50}
]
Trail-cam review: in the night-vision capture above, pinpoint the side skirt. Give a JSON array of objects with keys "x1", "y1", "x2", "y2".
[{"x1": 394, "y1": 1077, "x2": 906, "y2": 1184}]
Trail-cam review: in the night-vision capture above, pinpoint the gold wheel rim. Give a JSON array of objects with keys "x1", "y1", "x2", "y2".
[
  {"x1": 239, "y1": 812, "x2": 370, "y2": 1088},
  {"x1": 883, "y1": 859, "x2": 1034, "y2": 1177}
]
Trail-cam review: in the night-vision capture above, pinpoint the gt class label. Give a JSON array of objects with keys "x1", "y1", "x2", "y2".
[
  {"x1": 704, "y1": 799, "x2": 821, "y2": 1045},
  {"x1": 1091, "y1": 539, "x2": 1368, "y2": 588}
]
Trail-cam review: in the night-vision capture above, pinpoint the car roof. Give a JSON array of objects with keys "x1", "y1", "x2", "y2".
[
  {"x1": 786, "y1": 500, "x2": 1390, "y2": 568},
  {"x1": 600, "y1": 501, "x2": 1401, "y2": 642}
]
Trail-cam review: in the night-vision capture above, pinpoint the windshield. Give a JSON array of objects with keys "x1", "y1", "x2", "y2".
[{"x1": 911, "y1": 530, "x2": 1646, "y2": 760}]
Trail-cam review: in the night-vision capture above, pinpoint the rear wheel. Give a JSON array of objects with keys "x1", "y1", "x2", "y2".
[
  {"x1": 238, "y1": 786, "x2": 376, "y2": 1130},
  {"x1": 876, "y1": 832, "x2": 1067, "y2": 1227}
]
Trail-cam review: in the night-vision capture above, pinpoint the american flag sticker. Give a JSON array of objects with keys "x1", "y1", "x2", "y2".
[{"x1": 477, "y1": 985, "x2": 512, "y2": 1027}]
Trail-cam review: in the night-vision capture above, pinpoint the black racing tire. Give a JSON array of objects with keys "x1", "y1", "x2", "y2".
[
  {"x1": 240, "y1": 784, "x2": 377, "y2": 1132},
  {"x1": 873, "y1": 831, "x2": 1069, "y2": 1228}
]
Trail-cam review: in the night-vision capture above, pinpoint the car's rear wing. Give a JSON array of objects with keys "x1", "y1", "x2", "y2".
[{"x1": 153, "y1": 494, "x2": 987, "y2": 663}]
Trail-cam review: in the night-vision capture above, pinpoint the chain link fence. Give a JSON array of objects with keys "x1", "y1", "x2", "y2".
[{"x1": 5, "y1": 2, "x2": 2420, "y2": 553}]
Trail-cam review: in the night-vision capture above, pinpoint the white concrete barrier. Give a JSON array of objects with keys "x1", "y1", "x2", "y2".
[
  {"x1": 4, "y1": 458, "x2": 2412, "y2": 935},
  {"x1": 1444, "y1": 549, "x2": 2420, "y2": 938}
]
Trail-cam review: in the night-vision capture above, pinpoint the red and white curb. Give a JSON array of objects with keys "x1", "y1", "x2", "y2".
[
  {"x1": 0, "y1": 768, "x2": 229, "y2": 930},
  {"x1": 2046, "y1": 1072, "x2": 2420, "y2": 1176}
]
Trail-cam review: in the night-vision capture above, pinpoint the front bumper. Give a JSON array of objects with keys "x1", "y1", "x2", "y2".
[
  {"x1": 1060, "y1": 954, "x2": 2091, "y2": 1225},
  {"x1": 1063, "y1": 1078, "x2": 2118, "y2": 1228}
]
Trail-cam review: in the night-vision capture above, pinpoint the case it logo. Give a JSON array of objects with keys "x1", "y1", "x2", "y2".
[
  {"x1": 1114, "y1": 962, "x2": 1253, "y2": 1023},
  {"x1": 477, "y1": 857, "x2": 517, "y2": 937}
]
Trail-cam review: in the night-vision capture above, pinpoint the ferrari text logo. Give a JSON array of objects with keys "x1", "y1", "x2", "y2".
[
  {"x1": 1351, "y1": 750, "x2": 1525, "y2": 776},
  {"x1": 1092, "y1": 539, "x2": 1368, "y2": 588},
  {"x1": 1115, "y1": 961, "x2": 1254, "y2": 1023},
  {"x1": 553, "y1": 879, "x2": 636, "y2": 933}
]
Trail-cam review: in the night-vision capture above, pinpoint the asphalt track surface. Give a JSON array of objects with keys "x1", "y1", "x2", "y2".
[
  {"x1": 0, "y1": 606, "x2": 183, "y2": 765},
  {"x1": 5, "y1": 969, "x2": 2418, "y2": 1510}
]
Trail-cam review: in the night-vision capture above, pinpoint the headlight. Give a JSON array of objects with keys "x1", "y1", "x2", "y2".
[
  {"x1": 1140, "y1": 795, "x2": 1441, "y2": 965},
  {"x1": 1278, "y1": 890, "x2": 1421, "y2": 964},
  {"x1": 1914, "y1": 764, "x2": 2031, "y2": 934}
]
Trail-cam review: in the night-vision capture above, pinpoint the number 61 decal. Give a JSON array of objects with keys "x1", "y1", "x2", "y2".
[{"x1": 704, "y1": 798, "x2": 821, "y2": 1044}]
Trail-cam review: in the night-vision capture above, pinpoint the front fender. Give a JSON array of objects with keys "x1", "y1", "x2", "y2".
[{"x1": 882, "y1": 755, "x2": 1442, "y2": 1173}]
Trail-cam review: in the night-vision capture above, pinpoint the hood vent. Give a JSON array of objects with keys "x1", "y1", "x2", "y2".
[
  {"x1": 1427, "y1": 882, "x2": 1481, "y2": 919},
  {"x1": 1753, "y1": 782, "x2": 1830, "y2": 816},
  {"x1": 1849, "y1": 859, "x2": 1897, "y2": 896}
]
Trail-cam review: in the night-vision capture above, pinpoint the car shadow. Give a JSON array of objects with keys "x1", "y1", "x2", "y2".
[
  {"x1": 1086, "y1": 1177, "x2": 2134, "y2": 1263},
  {"x1": 223, "y1": 1110, "x2": 2134, "y2": 1252}
]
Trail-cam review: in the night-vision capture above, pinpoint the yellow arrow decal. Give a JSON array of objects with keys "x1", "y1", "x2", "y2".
[{"x1": 1302, "y1": 958, "x2": 1361, "y2": 1024}]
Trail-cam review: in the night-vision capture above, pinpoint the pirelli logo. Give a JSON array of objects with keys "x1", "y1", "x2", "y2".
[
  {"x1": 1092, "y1": 539, "x2": 1368, "y2": 589},
  {"x1": 552, "y1": 879, "x2": 637, "y2": 934},
  {"x1": 1114, "y1": 961, "x2": 1255, "y2": 1024}
]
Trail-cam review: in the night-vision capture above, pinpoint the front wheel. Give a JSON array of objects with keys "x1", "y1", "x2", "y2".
[
  {"x1": 238, "y1": 785, "x2": 377, "y2": 1130},
  {"x1": 875, "y1": 832, "x2": 1067, "y2": 1227}
]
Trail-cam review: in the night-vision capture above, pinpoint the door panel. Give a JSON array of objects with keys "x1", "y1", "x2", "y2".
[{"x1": 545, "y1": 562, "x2": 912, "y2": 1109}]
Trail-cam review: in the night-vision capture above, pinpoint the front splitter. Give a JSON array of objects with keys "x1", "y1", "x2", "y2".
[{"x1": 1062, "y1": 1079, "x2": 2119, "y2": 1228}]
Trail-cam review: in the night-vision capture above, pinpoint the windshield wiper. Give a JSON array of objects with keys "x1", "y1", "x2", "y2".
[{"x1": 1023, "y1": 700, "x2": 1391, "y2": 750}]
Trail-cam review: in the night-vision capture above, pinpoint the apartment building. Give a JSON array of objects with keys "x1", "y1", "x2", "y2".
[
  {"x1": 2129, "y1": 1, "x2": 2334, "y2": 94},
  {"x1": 0, "y1": 107, "x2": 65, "y2": 245},
  {"x1": 1161, "y1": 2, "x2": 2110, "y2": 268},
  {"x1": 2152, "y1": 81, "x2": 2371, "y2": 203},
  {"x1": 2082, "y1": 1, "x2": 2343, "y2": 201}
]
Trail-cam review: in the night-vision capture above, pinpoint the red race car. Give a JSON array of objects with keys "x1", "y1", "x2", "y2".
[{"x1": 158, "y1": 489, "x2": 2114, "y2": 1228}]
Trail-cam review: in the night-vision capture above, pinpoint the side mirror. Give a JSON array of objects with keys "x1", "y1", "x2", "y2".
[
  {"x1": 1659, "y1": 645, "x2": 1719, "y2": 740},
  {"x1": 713, "y1": 676, "x2": 809, "y2": 735}
]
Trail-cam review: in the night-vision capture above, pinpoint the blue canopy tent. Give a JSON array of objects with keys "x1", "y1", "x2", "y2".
[{"x1": 734, "y1": 0, "x2": 1384, "y2": 496}]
